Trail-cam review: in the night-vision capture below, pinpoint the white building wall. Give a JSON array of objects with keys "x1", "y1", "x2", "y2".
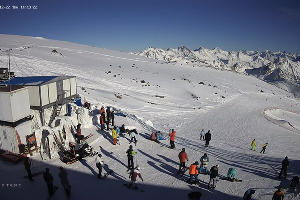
[
  {"x1": 28, "y1": 86, "x2": 40, "y2": 107},
  {"x1": 0, "y1": 92, "x2": 13, "y2": 122},
  {"x1": 63, "y1": 79, "x2": 71, "y2": 97},
  {"x1": 70, "y1": 78, "x2": 76, "y2": 96},
  {"x1": 40, "y1": 84, "x2": 49, "y2": 106},
  {"x1": 48, "y1": 82, "x2": 57, "y2": 103},
  {"x1": 10, "y1": 88, "x2": 30, "y2": 122}
]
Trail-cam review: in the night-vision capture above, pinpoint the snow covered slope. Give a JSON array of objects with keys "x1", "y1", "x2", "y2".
[
  {"x1": 1, "y1": 34, "x2": 300, "y2": 200},
  {"x1": 137, "y1": 46, "x2": 300, "y2": 97}
]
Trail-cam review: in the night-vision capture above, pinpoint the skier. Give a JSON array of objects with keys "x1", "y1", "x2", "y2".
[
  {"x1": 24, "y1": 157, "x2": 33, "y2": 181},
  {"x1": 169, "y1": 129, "x2": 176, "y2": 149},
  {"x1": 208, "y1": 165, "x2": 219, "y2": 189},
  {"x1": 112, "y1": 126, "x2": 117, "y2": 145},
  {"x1": 272, "y1": 188, "x2": 284, "y2": 200},
  {"x1": 200, "y1": 129, "x2": 206, "y2": 141},
  {"x1": 227, "y1": 168, "x2": 238, "y2": 182},
  {"x1": 279, "y1": 156, "x2": 289, "y2": 179},
  {"x1": 59, "y1": 167, "x2": 71, "y2": 196},
  {"x1": 129, "y1": 129, "x2": 138, "y2": 146},
  {"x1": 111, "y1": 110, "x2": 115, "y2": 127},
  {"x1": 243, "y1": 189, "x2": 256, "y2": 200},
  {"x1": 126, "y1": 145, "x2": 137, "y2": 170},
  {"x1": 188, "y1": 161, "x2": 199, "y2": 184},
  {"x1": 199, "y1": 153, "x2": 209, "y2": 174},
  {"x1": 95, "y1": 153, "x2": 104, "y2": 178},
  {"x1": 290, "y1": 176, "x2": 299, "y2": 191},
  {"x1": 99, "y1": 115, "x2": 105, "y2": 130},
  {"x1": 260, "y1": 142, "x2": 268, "y2": 154},
  {"x1": 178, "y1": 148, "x2": 189, "y2": 172},
  {"x1": 205, "y1": 130, "x2": 211, "y2": 147},
  {"x1": 128, "y1": 166, "x2": 143, "y2": 189},
  {"x1": 43, "y1": 168, "x2": 55, "y2": 196},
  {"x1": 251, "y1": 139, "x2": 256, "y2": 151}
]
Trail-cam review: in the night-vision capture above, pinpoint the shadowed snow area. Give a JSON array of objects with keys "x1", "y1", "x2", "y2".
[
  {"x1": 0, "y1": 34, "x2": 300, "y2": 200},
  {"x1": 264, "y1": 108, "x2": 300, "y2": 133}
]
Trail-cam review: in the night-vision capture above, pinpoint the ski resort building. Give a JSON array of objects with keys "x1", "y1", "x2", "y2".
[
  {"x1": 0, "y1": 85, "x2": 33, "y2": 155},
  {"x1": 2, "y1": 76, "x2": 78, "y2": 126}
]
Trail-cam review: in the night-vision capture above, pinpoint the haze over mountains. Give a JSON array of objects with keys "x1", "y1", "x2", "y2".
[{"x1": 137, "y1": 46, "x2": 300, "y2": 97}]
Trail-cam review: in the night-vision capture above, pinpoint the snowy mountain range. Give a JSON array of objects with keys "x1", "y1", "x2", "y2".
[{"x1": 137, "y1": 46, "x2": 300, "y2": 97}]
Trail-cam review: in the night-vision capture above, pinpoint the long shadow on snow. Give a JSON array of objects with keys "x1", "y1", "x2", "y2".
[
  {"x1": 0, "y1": 146, "x2": 271, "y2": 200},
  {"x1": 100, "y1": 146, "x2": 128, "y2": 169},
  {"x1": 174, "y1": 135, "x2": 299, "y2": 180}
]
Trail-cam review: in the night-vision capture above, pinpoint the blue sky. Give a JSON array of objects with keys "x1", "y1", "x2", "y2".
[{"x1": 0, "y1": 0, "x2": 300, "y2": 53}]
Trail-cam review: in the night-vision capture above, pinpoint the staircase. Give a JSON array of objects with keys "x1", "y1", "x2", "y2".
[
  {"x1": 48, "y1": 101, "x2": 63, "y2": 127},
  {"x1": 51, "y1": 130, "x2": 65, "y2": 152}
]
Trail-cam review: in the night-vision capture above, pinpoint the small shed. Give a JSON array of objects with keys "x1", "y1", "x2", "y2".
[
  {"x1": 3, "y1": 76, "x2": 78, "y2": 126},
  {"x1": 0, "y1": 85, "x2": 32, "y2": 154}
]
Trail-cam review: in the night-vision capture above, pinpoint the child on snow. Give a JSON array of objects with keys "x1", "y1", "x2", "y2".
[
  {"x1": 128, "y1": 166, "x2": 143, "y2": 189},
  {"x1": 200, "y1": 129, "x2": 206, "y2": 141}
]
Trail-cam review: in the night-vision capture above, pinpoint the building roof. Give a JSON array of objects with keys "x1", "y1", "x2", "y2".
[{"x1": 2, "y1": 76, "x2": 75, "y2": 86}]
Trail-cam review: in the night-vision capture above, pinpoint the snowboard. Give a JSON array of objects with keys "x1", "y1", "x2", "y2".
[
  {"x1": 24, "y1": 171, "x2": 43, "y2": 179},
  {"x1": 123, "y1": 183, "x2": 145, "y2": 192}
]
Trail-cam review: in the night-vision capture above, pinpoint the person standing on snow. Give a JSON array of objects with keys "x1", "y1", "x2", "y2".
[
  {"x1": 251, "y1": 139, "x2": 256, "y2": 151},
  {"x1": 188, "y1": 161, "x2": 200, "y2": 183},
  {"x1": 111, "y1": 110, "x2": 115, "y2": 127},
  {"x1": 99, "y1": 115, "x2": 105, "y2": 130},
  {"x1": 59, "y1": 167, "x2": 71, "y2": 196},
  {"x1": 178, "y1": 148, "x2": 189, "y2": 172},
  {"x1": 43, "y1": 168, "x2": 55, "y2": 196},
  {"x1": 129, "y1": 129, "x2": 138, "y2": 146},
  {"x1": 112, "y1": 126, "x2": 117, "y2": 145},
  {"x1": 95, "y1": 153, "x2": 104, "y2": 178},
  {"x1": 208, "y1": 165, "x2": 219, "y2": 189},
  {"x1": 200, "y1": 129, "x2": 206, "y2": 141},
  {"x1": 106, "y1": 107, "x2": 111, "y2": 124},
  {"x1": 128, "y1": 166, "x2": 143, "y2": 189},
  {"x1": 24, "y1": 157, "x2": 33, "y2": 181},
  {"x1": 100, "y1": 106, "x2": 105, "y2": 115},
  {"x1": 272, "y1": 188, "x2": 285, "y2": 200},
  {"x1": 169, "y1": 129, "x2": 176, "y2": 149},
  {"x1": 126, "y1": 145, "x2": 137, "y2": 170},
  {"x1": 260, "y1": 143, "x2": 268, "y2": 154},
  {"x1": 205, "y1": 130, "x2": 211, "y2": 147},
  {"x1": 279, "y1": 156, "x2": 289, "y2": 179},
  {"x1": 243, "y1": 189, "x2": 256, "y2": 200},
  {"x1": 200, "y1": 153, "x2": 210, "y2": 174}
]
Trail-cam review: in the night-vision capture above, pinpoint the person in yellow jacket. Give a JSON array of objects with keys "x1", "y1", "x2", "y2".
[
  {"x1": 112, "y1": 126, "x2": 117, "y2": 145},
  {"x1": 251, "y1": 139, "x2": 256, "y2": 151}
]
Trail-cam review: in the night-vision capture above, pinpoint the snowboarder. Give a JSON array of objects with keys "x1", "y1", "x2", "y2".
[
  {"x1": 272, "y1": 188, "x2": 284, "y2": 200},
  {"x1": 199, "y1": 153, "x2": 209, "y2": 174},
  {"x1": 290, "y1": 176, "x2": 299, "y2": 191},
  {"x1": 251, "y1": 139, "x2": 256, "y2": 151},
  {"x1": 129, "y1": 129, "x2": 138, "y2": 146},
  {"x1": 200, "y1": 129, "x2": 206, "y2": 141},
  {"x1": 227, "y1": 168, "x2": 238, "y2": 182},
  {"x1": 188, "y1": 161, "x2": 199, "y2": 184},
  {"x1": 178, "y1": 148, "x2": 189, "y2": 172},
  {"x1": 208, "y1": 165, "x2": 219, "y2": 189},
  {"x1": 112, "y1": 126, "x2": 117, "y2": 145},
  {"x1": 205, "y1": 130, "x2": 211, "y2": 147},
  {"x1": 128, "y1": 166, "x2": 143, "y2": 189},
  {"x1": 95, "y1": 153, "x2": 104, "y2": 178},
  {"x1": 59, "y1": 167, "x2": 71, "y2": 196},
  {"x1": 24, "y1": 157, "x2": 33, "y2": 181},
  {"x1": 260, "y1": 142, "x2": 268, "y2": 154},
  {"x1": 243, "y1": 189, "x2": 256, "y2": 200},
  {"x1": 126, "y1": 145, "x2": 137, "y2": 170},
  {"x1": 111, "y1": 110, "x2": 115, "y2": 126},
  {"x1": 279, "y1": 156, "x2": 289, "y2": 179},
  {"x1": 43, "y1": 168, "x2": 55, "y2": 196},
  {"x1": 99, "y1": 115, "x2": 105, "y2": 130},
  {"x1": 169, "y1": 129, "x2": 176, "y2": 149}
]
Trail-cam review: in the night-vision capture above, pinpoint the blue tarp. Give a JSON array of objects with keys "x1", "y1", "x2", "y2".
[{"x1": 74, "y1": 98, "x2": 82, "y2": 107}]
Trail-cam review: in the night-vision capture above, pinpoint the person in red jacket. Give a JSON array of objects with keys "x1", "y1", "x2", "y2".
[
  {"x1": 128, "y1": 166, "x2": 143, "y2": 189},
  {"x1": 99, "y1": 115, "x2": 105, "y2": 130},
  {"x1": 169, "y1": 129, "x2": 176, "y2": 149},
  {"x1": 178, "y1": 148, "x2": 188, "y2": 172},
  {"x1": 189, "y1": 161, "x2": 199, "y2": 183}
]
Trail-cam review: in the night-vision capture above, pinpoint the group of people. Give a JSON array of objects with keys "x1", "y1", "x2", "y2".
[
  {"x1": 251, "y1": 139, "x2": 269, "y2": 154},
  {"x1": 200, "y1": 129, "x2": 212, "y2": 147},
  {"x1": 99, "y1": 106, "x2": 115, "y2": 131}
]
